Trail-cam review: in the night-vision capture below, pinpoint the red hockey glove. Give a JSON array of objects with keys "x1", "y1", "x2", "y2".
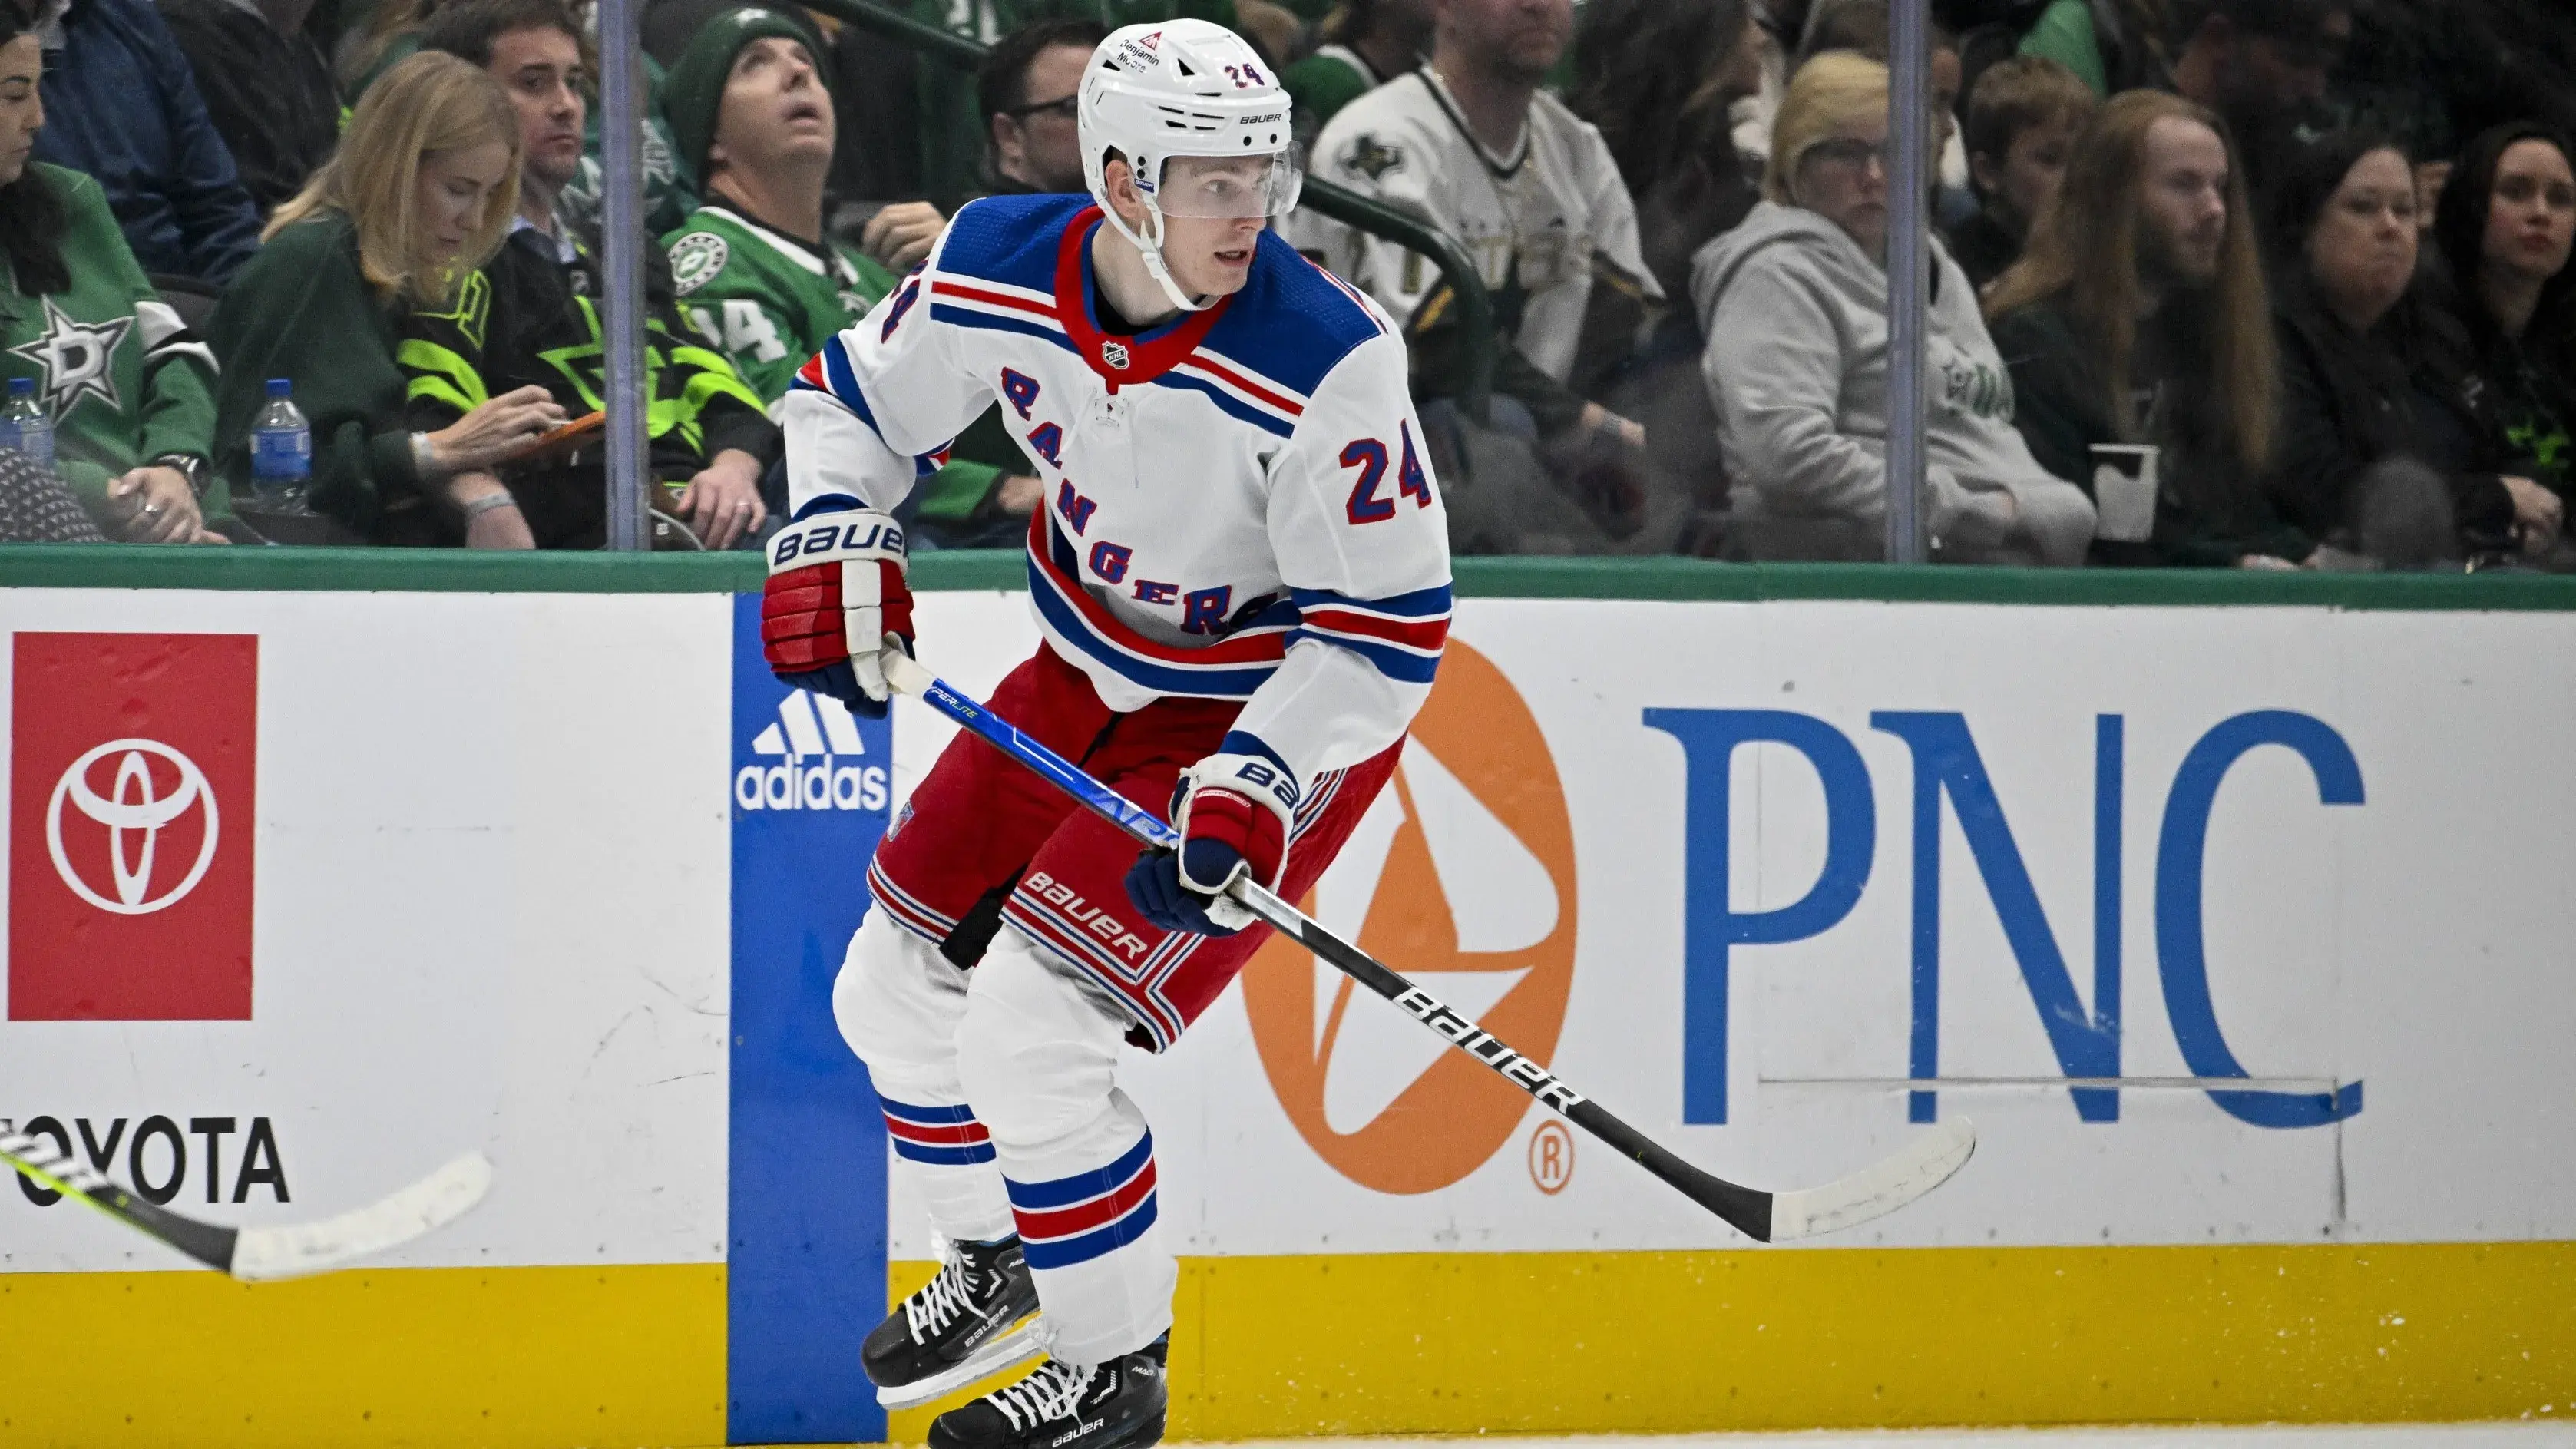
[
  {"x1": 1125, "y1": 740, "x2": 1297, "y2": 935},
  {"x1": 762, "y1": 501, "x2": 911, "y2": 716}
]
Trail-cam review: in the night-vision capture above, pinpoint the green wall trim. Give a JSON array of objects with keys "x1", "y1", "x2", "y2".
[{"x1": 5, "y1": 544, "x2": 2575, "y2": 611}]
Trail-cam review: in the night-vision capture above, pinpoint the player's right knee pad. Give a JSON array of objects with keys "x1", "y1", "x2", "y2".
[{"x1": 833, "y1": 909, "x2": 971, "y2": 1079}]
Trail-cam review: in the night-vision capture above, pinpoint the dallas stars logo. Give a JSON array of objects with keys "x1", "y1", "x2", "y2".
[{"x1": 11, "y1": 296, "x2": 131, "y2": 418}]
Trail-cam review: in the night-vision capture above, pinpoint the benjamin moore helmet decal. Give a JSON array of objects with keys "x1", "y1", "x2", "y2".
[{"x1": 1242, "y1": 640, "x2": 1577, "y2": 1193}]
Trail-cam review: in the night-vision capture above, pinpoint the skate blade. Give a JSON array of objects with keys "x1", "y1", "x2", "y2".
[{"x1": 875, "y1": 1317, "x2": 1046, "y2": 1410}]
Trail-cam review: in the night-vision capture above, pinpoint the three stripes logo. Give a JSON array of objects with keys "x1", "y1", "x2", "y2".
[{"x1": 733, "y1": 689, "x2": 891, "y2": 814}]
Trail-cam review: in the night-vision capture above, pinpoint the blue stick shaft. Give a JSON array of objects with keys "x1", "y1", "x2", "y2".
[{"x1": 912, "y1": 672, "x2": 1182, "y2": 852}]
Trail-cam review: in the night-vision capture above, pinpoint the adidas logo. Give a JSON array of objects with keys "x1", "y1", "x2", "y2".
[{"x1": 734, "y1": 689, "x2": 890, "y2": 813}]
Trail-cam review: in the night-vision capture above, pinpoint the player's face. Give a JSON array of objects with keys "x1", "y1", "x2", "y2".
[
  {"x1": 489, "y1": 25, "x2": 587, "y2": 194},
  {"x1": 413, "y1": 138, "x2": 514, "y2": 266},
  {"x1": 0, "y1": 34, "x2": 42, "y2": 187},
  {"x1": 713, "y1": 36, "x2": 834, "y2": 178},
  {"x1": 1152, "y1": 155, "x2": 1280, "y2": 296}
]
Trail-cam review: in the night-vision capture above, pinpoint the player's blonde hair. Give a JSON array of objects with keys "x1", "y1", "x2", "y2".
[
  {"x1": 267, "y1": 51, "x2": 522, "y2": 309},
  {"x1": 1765, "y1": 51, "x2": 1888, "y2": 207}
]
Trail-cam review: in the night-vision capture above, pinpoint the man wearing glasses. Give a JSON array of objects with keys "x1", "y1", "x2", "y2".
[{"x1": 977, "y1": 17, "x2": 1107, "y2": 196}]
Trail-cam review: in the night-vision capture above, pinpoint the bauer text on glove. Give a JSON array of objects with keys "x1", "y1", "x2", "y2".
[{"x1": 762, "y1": 500, "x2": 911, "y2": 716}]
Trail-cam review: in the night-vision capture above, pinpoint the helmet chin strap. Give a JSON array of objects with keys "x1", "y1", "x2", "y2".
[{"x1": 1099, "y1": 174, "x2": 1212, "y2": 315}]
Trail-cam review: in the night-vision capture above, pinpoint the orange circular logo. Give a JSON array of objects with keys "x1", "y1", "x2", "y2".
[
  {"x1": 1528, "y1": 1119, "x2": 1575, "y2": 1195},
  {"x1": 1242, "y1": 639, "x2": 1578, "y2": 1194}
]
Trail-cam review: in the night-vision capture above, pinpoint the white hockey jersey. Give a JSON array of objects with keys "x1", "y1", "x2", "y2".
[
  {"x1": 1285, "y1": 69, "x2": 1660, "y2": 381},
  {"x1": 784, "y1": 192, "x2": 1452, "y2": 789}
]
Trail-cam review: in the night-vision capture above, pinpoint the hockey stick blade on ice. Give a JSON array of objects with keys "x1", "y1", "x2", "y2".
[
  {"x1": 1, "y1": 1125, "x2": 492, "y2": 1281},
  {"x1": 881, "y1": 648, "x2": 1974, "y2": 1242}
]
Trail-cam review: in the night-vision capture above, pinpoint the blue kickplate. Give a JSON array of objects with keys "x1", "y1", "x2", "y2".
[{"x1": 727, "y1": 592, "x2": 893, "y2": 1444}]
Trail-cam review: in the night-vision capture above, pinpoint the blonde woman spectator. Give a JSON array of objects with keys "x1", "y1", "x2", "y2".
[
  {"x1": 206, "y1": 51, "x2": 564, "y2": 546},
  {"x1": 1692, "y1": 51, "x2": 2095, "y2": 563}
]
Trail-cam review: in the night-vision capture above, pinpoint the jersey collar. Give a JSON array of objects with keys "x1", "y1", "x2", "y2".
[{"x1": 1053, "y1": 205, "x2": 1230, "y2": 389}]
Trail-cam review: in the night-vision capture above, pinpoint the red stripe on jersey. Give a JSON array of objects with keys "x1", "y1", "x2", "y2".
[
  {"x1": 937, "y1": 281, "x2": 1057, "y2": 320},
  {"x1": 1298, "y1": 608, "x2": 1450, "y2": 652},
  {"x1": 883, "y1": 1119, "x2": 990, "y2": 1147},
  {"x1": 1188, "y1": 352, "x2": 1305, "y2": 417}
]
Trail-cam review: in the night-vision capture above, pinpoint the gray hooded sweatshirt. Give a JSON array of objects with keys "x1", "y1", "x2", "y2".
[{"x1": 1691, "y1": 200, "x2": 2095, "y2": 564}]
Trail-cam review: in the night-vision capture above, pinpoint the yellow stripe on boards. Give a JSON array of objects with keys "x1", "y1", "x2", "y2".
[
  {"x1": 891, "y1": 1242, "x2": 2574, "y2": 1442},
  {"x1": 0, "y1": 1263, "x2": 724, "y2": 1449}
]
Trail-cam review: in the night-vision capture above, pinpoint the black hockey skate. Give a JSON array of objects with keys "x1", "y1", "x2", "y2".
[
  {"x1": 864, "y1": 1236, "x2": 1045, "y2": 1410},
  {"x1": 926, "y1": 1338, "x2": 1167, "y2": 1449}
]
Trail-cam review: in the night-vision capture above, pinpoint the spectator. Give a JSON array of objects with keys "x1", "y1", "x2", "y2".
[
  {"x1": 1695, "y1": 52, "x2": 2093, "y2": 564},
  {"x1": 1284, "y1": 0, "x2": 1432, "y2": 137},
  {"x1": 977, "y1": 16, "x2": 1103, "y2": 195},
  {"x1": 160, "y1": 0, "x2": 343, "y2": 213},
  {"x1": 206, "y1": 51, "x2": 565, "y2": 544},
  {"x1": 2414, "y1": 121, "x2": 2576, "y2": 564},
  {"x1": 30, "y1": 0, "x2": 261, "y2": 284},
  {"x1": 415, "y1": 0, "x2": 776, "y2": 550},
  {"x1": 1952, "y1": 55, "x2": 2094, "y2": 291},
  {"x1": 1293, "y1": 0, "x2": 1657, "y2": 450},
  {"x1": 1569, "y1": 0, "x2": 1765, "y2": 551},
  {"x1": 1988, "y1": 89, "x2": 2307, "y2": 567},
  {"x1": 660, "y1": 5, "x2": 1040, "y2": 544},
  {"x1": 0, "y1": 2, "x2": 225, "y2": 543},
  {"x1": 1790, "y1": 2, "x2": 1975, "y2": 225},
  {"x1": 1569, "y1": 0, "x2": 1762, "y2": 303},
  {"x1": 2263, "y1": 128, "x2": 2556, "y2": 565},
  {"x1": 2164, "y1": 0, "x2": 2349, "y2": 210},
  {"x1": 2017, "y1": 0, "x2": 2171, "y2": 99}
]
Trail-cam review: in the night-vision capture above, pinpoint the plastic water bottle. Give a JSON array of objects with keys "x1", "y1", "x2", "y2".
[
  {"x1": 0, "y1": 375, "x2": 51, "y2": 469},
  {"x1": 249, "y1": 377, "x2": 312, "y2": 508}
]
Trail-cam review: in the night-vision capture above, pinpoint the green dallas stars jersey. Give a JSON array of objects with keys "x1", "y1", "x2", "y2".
[
  {"x1": 663, "y1": 203, "x2": 1004, "y2": 530},
  {"x1": 0, "y1": 164, "x2": 220, "y2": 524}
]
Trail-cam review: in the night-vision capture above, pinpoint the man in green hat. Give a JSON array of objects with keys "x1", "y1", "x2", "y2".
[{"x1": 661, "y1": 6, "x2": 1040, "y2": 544}]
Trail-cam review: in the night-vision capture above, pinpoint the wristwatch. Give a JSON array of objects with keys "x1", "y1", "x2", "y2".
[{"x1": 152, "y1": 452, "x2": 209, "y2": 499}]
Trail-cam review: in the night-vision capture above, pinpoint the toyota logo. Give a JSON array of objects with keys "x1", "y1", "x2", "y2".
[{"x1": 45, "y1": 738, "x2": 221, "y2": 915}]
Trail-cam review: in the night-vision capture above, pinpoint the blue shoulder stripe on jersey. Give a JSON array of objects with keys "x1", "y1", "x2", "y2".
[
  {"x1": 1290, "y1": 583, "x2": 1455, "y2": 617},
  {"x1": 930, "y1": 192, "x2": 1088, "y2": 294},
  {"x1": 1004, "y1": 1132, "x2": 1156, "y2": 1211},
  {"x1": 1192, "y1": 230, "x2": 1387, "y2": 401},
  {"x1": 1151, "y1": 371, "x2": 1298, "y2": 438},
  {"x1": 928, "y1": 302, "x2": 1078, "y2": 356},
  {"x1": 1287, "y1": 627, "x2": 1443, "y2": 683}
]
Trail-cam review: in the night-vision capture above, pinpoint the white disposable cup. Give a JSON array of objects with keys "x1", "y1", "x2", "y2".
[{"x1": 2090, "y1": 444, "x2": 2160, "y2": 543}]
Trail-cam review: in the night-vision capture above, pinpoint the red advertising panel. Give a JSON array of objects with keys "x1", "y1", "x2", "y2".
[{"x1": 11, "y1": 633, "x2": 258, "y2": 1020}]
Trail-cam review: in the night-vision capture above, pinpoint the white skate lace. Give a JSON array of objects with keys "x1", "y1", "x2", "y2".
[
  {"x1": 904, "y1": 1256, "x2": 981, "y2": 1341},
  {"x1": 988, "y1": 1359, "x2": 1096, "y2": 1432}
]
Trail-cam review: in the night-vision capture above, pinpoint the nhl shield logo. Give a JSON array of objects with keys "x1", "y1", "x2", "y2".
[{"x1": 1101, "y1": 340, "x2": 1132, "y2": 370}]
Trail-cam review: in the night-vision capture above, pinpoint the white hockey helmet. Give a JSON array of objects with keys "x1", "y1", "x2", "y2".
[{"x1": 1078, "y1": 19, "x2": 1302, "y2": 313}]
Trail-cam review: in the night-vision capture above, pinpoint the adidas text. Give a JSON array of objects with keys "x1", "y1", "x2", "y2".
[{"x1": 1392, "y1": 987, "x2": 1586, "y2": 1112}]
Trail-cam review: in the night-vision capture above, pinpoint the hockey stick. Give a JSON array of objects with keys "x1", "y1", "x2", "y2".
[
  {"x1": 881, "y1": 648, "x2": 1975, "y2": 1242},
  {"x1": 1, "y1": 1123, "x2": 492, "y2": 1281}
]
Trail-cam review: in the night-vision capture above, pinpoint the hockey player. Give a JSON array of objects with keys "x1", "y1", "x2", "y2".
[{"x1": 762, "y1": 21, "x2": 1450, "y2": 1449}]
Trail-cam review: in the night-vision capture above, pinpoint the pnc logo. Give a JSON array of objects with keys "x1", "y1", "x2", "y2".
[
  {"x1": 47, "y1": 738, "x2": 219, "y2": 915},
  {"x1": 1242, "y1": 640, "x2": 1576, "y2": 1193}
]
